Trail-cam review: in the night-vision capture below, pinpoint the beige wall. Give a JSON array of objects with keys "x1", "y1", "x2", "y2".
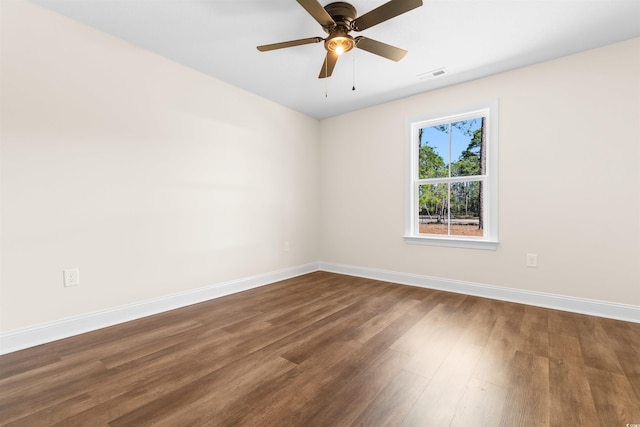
[
  {"x1": 1, "y1": 0, "x2": 638, "y2": 335},
  {"x1": 320, "y1": 37, "x2": 640, "y2": 306},
  {"x1": 0, "y1": 1, "x2": 320, "y2": 332}
]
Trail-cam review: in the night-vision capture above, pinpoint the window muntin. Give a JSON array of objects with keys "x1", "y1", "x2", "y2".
[{"x1": 405, "y1": 103, "x2": 498, "y2": 249}]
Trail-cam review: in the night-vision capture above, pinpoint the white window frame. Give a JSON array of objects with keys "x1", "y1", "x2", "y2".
[{"x1": 404, "y1": 100, "x2": 499, "y2": 250}]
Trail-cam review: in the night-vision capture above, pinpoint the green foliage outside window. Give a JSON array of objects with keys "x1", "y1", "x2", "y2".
[{"x1": 417, "y1": 119, "x2": 484, "y2": 229}]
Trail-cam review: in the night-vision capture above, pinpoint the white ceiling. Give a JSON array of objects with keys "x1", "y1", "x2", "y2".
[{"x1": 31, "y1": 0, "x2": 640, "y2": 119}]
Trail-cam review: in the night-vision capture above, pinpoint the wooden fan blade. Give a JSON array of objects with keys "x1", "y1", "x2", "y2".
[
  {"x1": 318, "y1": 51, "x2": 339, "y2": 79},
  {"x1": 352, "y1": 0, "x2": 422, "y2": 31},
  {"x1": 257, "y1": 37, "x2": 323, "y2": 52},
  {"x1": 297, "y1": 0, "x2": 336, "y2": 28},
  {"x1": 355, "y1": 37, "x2": 407, "y2": 61}
]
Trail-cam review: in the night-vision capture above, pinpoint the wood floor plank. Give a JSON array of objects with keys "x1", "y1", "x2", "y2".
[
  {"x1": 401, "y1": 342, "x2": 484, "y2": 426},
  {"x1": 389, "y1": 302, "x2": 457, "y2": 356},
  {"x1": 576, "y1": 315, "x2": 625, "y2": 374},
  {"x1": 596, "y1": 317, "x2": 640, "y2": 401},
  {"x1": 98, "y1": 320, "x2": 209, "y2": 369},
  {"x1": 449, "y1": 377, "x2": 508, "y2": 426},
  {"x1": 456, "y1": 298, "x2": 501, "y2": 348},
  {"x1": 347, "y1": 297, "x2": 422, "y2": 345},
  {"x1": 499, "y1": 350, "x2": 550, "y2": 426},
  {"x1": 515, "y1": 305, "x2": 549, "y2": 358},
  {"x1": 548, "y1": 308, "x2": 580, "y2": 338},
  {"x1": 585, "y1": 366, "x2": 640, "y2": 426},
  {"x1": 110, "y1": 355, "x2": 298, "y2": 427},
  {"x1": 217, "y1": 339, "x2": 364, "y2": 426},
  {"x1": 277, "y1": 295, "x2": 392, "y2": 364},
  {"x1": 300, "y1": 348, "x2": 413, "y2": 426},
  {"x1": 3, "y1": 393, "x2": 93, "y2": 427},
  {"x1": 548, "y1": 333, "x2": 599, "y2": 426},
  {"x1": 472, "y1": 312, "x2": 524, "y2": 389},
  {"x1": 46, "y1": 335, "x2": 232, "y2": 426},
  {"x1": 0, "y1": 358, "x2": 109, "y2": 424},
  {"x1": 398, "y1": 295, "x2": 486, "y2": 384},
  {"x1": 0, "y1": 349, "x2": 61, "y2": 381},
  {"x1": 0, "y1": 271, "x2": 638, "y2": 426},
  {"x1": 349, "y1": 369, "x2": 427, "y2": 427}
]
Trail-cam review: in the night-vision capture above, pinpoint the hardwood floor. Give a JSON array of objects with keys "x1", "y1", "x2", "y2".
[{"x1": 1, "y1": 272, "x2": 639, "y2": 426}]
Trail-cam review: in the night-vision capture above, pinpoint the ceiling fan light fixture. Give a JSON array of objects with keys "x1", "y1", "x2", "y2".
[{"x1": 325, "y1": 30, "x2": 354, "y2": 55}]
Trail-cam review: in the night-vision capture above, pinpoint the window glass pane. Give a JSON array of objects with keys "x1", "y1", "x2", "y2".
[
  {"x1": 418, "y1": 126, "x2": 449, "y2": 178},
  {"x1": 450, "y1": 181, "x2": 483, "y2": 237},
  {"x1": 451, "y1": 118, "x2": 483, "y2": 177},
  {"x1": 418, "y1": 183, "x2": 448, "y2": 235},
  {"x1": 419, "y1": 118, "x2": 484, "y2": 179},
  {"x1": 418, "y1": 182, "x2": 484, "y2": 237}
]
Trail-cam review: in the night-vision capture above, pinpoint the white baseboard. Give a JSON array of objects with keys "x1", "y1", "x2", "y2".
[
  {"x1": 3, "y1": 261, "x2": 638, "y2": 355},
  {"x1": 319, "y1": 262, "x2": 640, "y2": 323},
  {"x1": 0, "y1": 263, "x2": 320, "y2": 355}
]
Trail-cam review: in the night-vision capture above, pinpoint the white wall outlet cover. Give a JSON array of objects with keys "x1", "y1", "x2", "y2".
[
  {"x1": 526, "y1": 254, "x2": 538, "y2": 268},
  {"x1": 63, "y1": 268, "x2": 80, "y2": 287}
]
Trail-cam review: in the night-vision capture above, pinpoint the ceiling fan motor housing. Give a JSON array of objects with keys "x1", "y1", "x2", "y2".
[{"x1": 323, "y1": 2, "x2": 358, "y2": 30}]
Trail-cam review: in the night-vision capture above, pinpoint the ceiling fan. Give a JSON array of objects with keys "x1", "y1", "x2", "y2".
[{"x1": 257, "y1": 0, "x2": 423, "y2": 78}]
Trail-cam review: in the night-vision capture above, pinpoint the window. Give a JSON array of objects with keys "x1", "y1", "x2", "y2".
[{"x1": 404, "y1": 101, "x2": 498, "y2": 250}]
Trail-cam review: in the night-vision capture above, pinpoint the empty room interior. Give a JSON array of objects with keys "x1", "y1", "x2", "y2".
[{"x1": 1, "y1": 0, "x2": 639, "y2": 425}]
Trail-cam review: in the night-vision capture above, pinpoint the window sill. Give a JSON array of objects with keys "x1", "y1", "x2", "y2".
[{"x1": 404, "y1": 235, "x2": 498, "y2": 250}]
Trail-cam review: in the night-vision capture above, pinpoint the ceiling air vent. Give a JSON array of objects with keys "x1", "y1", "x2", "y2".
[{"x1": 417, "y1": 67, "x2": 446, "y2": 80}]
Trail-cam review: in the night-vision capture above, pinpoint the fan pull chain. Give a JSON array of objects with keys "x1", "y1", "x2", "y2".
[
  {"x1": 325, "y1": 58, "x2": 328, "y2": 98},
  {"x1": 352, "y1": 51, "x2": 356, "y2": 91}
]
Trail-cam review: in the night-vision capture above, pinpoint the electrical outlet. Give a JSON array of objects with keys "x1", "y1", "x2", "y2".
[
  {"x1": 283, "y1": 241, "x2": 290, "y2": 253},
  {"x1": 63, "y1": 268, "x2": 80, "y2": 287},
  {"x1": 526, "y1": 254, "x2": 538, "y2": 268}
]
